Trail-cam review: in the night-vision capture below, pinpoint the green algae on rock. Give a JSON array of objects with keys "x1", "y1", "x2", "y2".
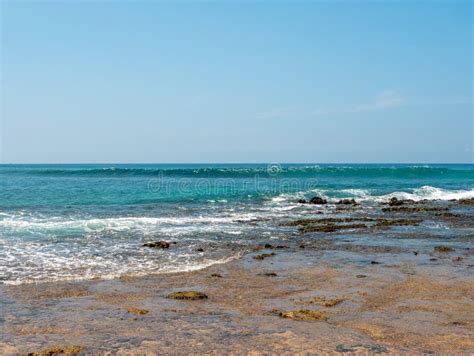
[
  {"x1": 127, "y1": 307, "x2": 149, "y2": 315},
  {"x1": 373, "y1": 218, "x2": 422, "y2": 228},
  {"x1": 382, "y1": 206, "x2": 448, "y2": 213},
  {"x1": 167, "y1": 291, "x2": 208, "y2": 300},
  {"x1": 299, "y1": 223, "x2": 367, "y2": 234},
  {"x1": 301, "y1": 296, "x2": 344, "y2": 307},
  {"x1": 279, "y1": 309, "x2": 328, "y2": 321},
  {"x1": 282, "y1": 217, "x2": 375, "y2": 227},
  {"x1": 434, "y1": 246, "x2": 454, "y2": 252},
  {"x1": 27, "y1": 345, "x2": 83, "y2": 356},
  {"x1": 459, "y1": 198, "x2": 474, "y2": 205}
]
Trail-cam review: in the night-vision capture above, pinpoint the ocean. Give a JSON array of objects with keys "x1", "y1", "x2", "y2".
[{"x1": 1, "y1": 163, "x2": 473, "y2": 284}]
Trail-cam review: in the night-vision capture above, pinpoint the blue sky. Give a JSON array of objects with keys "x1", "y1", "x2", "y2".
[{"x1": 1, "y1": 1, "x2": 472, "y2": 163}]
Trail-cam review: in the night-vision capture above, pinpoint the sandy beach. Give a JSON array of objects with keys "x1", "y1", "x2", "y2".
[{"x1": 1, "y1": 198, "x2": 473, "y2": 355}]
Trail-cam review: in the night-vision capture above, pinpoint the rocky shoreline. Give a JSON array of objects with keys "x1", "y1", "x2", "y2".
[{"x1": 1, "y1": 197, "x2": 473, "y2": 354}]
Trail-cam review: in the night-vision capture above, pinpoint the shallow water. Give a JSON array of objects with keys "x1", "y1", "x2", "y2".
[{"x1": 1, "y1": 163, "x2": 473, "y2": 284}]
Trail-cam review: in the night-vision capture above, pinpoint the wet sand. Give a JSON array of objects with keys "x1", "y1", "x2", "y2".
[{"x1": 1, "y1": 200, "x2": 473, "y2": 354}]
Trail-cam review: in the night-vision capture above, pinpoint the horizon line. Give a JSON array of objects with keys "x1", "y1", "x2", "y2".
[{"x1": 1, "y1": 162, "x2": 473, "y2": 165}]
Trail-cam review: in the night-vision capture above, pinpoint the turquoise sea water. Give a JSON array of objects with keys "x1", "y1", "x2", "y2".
[{"x1": 1, "y1": 164, "x2": 473, "y2": 284}]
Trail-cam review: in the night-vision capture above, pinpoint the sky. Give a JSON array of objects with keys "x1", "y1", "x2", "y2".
[{"x1": 0, "y1": 1, "x2": 472, "y2": 163}]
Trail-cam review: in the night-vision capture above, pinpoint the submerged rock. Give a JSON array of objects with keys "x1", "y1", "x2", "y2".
[
  {"x1": 452, "y1": 256, "x2": 463, "y2": 262},
  {"x1": 253, "y1": 253, "x2": 276, "y2": 260},
  {"x1": 335, "y1": 344, "x2": 387, "y2": 353},
  {"x1": 301, "y1": 296, "x2": 344, "y2": 307},
  {"x1": 434, "y1": 246, "x2": 454, "y2": 252},
  {"x1": 127, "y1": 307, "x2": 149, "y2": 315},
  {"x1": 382, "y1": 206, "x2": 448, "y2": 213},
  {"x1": 435, "y1": 212, "x2": 465, "y2": 218},
  {"x1": 336, "y1": 198, "x2": 358, "y2": 205},
  {"x1": 143, "y1": 240, "x2": 170, "y2": 249},
  {"x1": 373, "y1": 218, "x2": 422, "y2": 228},
  {"x1": 387, "y1": 197, "x2": 416, "y2": 206},
  {"x1": 260, "y1": 272, "x2": 277, "y2": 277},
  {"x1": 298, "y1": 199, "x2": 307, "y2": 204},
  {"x1": 283, "y1": 217, "x2": 375, "y2": 227},
  {"x1": 279, "y1": 309, "x2": 327, "y2": 321},
  {"x1": 309, "y1": 196, "x2": 327, "y2": 205},
  {"x1": 28, "y1": 345, "x2": 83, "y2": 356},
  {"x1": 459, "y1": 198, "x2": 474, "y2": 205},
  {"x1": 299, "y1": 223, "x2": 367, "y2": 234},
  {"x1": 167, "y1": 291, "x2": 208, "y2": 300}
]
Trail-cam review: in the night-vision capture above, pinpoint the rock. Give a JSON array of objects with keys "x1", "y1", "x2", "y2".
[
  {"x1": 264, "y1": 243, "x2": 274, "y2": 249},
  {"x1": 167, "y1": 291, "x2": 208, "y2": 300},
  {"x1": 429, "y1": 258, "x2": 437, "y2": 261},
  {"x1": 309, "y1": 196, "x2": 327, "y2": 205},
  {"x1": 275, "y1": 245, "x2": 289, "y2": 249},
  {"x1": 387, "y1": 197, "x2": 416, "y2": 206},
  {"x1": 382, "y1": 206, "x2": 448, "y2": 213},
  {"x1": 370, "y1": 261, "x2": 380, "y2": 264},
  {"x1": 279, "y1": 309, "x2": 327, "y2": 321},
  {"x1": 336, "y1": 198, "x2": 357, "y2": 205},
  {"x1": 388, "y1": 197, "x2": 403, "y2": 206},
  {"x1": 196, "y1": 248, "x2": 204, "y2": 252},
  {"x1": 127, "y1": 307, "x2": 149, "y2": 315},
  {"x1": 282, "y1": 217, "x2": 375, "y2": 227},
  {"x1": 298, "y1": 199, "x2": 307, "y2": 204},
  {"x1": 299, "y1": 244, "x2": 305, "y2": 249},
  {"x1": 210, "y1": 273, "x2": 222, "y2": 278},
  {"x1": 253, "y1": 253, "x2": 276, "y2": 260},
  {"x1": 336, "y1": 344, "x2": 387, "y2": 353},
  {"x1": 434, "y1": 246, "x2": 454, "y2": 252},
  {"x1": 302, "y1": 296, "x2": 344, "y2": 307},
  {"x1": 299, "y1": 223, "x2": 367, "y2": 234},
  {"x1": 261, "y1": 272, "x2": 277, "y2": 277},
  {"x1": 459, "y1": 197, "x2": 474, "y2": 205},
  {"x1": 28, "y1": 345, "x2": 83, "y2": 356},
  {"x1": 143, "y1": 240, "x2": 170, "y2": 249},
  {"x1": 374, "y1": 218, "x2": 422, "y2": 228},
  {"x1": 435, "y1": 212, "x2": 465, "y2": 218},
  {"x1": 413, "y1": 251, "x2": 419, "y2": 256},
  {"x1": 356, "y1": 274, "x2": 367, "y2": 278},
  {"x1": 452, "y1": 256, "x2": 463, "y2": 262}
]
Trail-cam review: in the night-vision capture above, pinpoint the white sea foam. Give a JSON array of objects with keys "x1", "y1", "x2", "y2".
[
  {"x1": 1, "y1": 252, "x2": 241, "y2": 285},
  {"x1": 0, "y1": 213, "x2": 265, "y2": 233},
  {"x1": 268, "y1": 186, "x2": 474, "y2": 204},
  {"x1": 375, "y1": 186, "x2": 474, "y2": 202}
]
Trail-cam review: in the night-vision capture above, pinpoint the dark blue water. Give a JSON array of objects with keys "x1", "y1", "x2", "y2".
[{"x1": 1, "y1": 164, "x2": 473, "y2": 284}]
